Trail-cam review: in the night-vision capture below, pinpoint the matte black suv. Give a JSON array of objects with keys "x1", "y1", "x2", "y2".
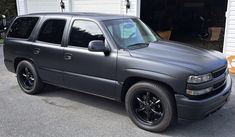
[{"x1": 3, "y1": 13, "x2": 232, "y2": 132}]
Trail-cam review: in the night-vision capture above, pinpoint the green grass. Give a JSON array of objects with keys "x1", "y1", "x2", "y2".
[{"x1": 0, "y1": 39, "x2": 3, "y2": 44}]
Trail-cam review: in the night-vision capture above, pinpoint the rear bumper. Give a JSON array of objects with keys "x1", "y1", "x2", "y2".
[{"x1": 175, "y1": 75, "x2": 232, "y2": 120}]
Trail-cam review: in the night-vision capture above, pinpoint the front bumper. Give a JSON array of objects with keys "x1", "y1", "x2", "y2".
[{"x1": 175, "y1": 75, "x2": 232, "y2": 120}]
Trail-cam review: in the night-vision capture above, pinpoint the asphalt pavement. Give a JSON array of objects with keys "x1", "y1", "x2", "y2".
[{"x1": 0, "y1": 44, "x2": 235, "y2": 137}]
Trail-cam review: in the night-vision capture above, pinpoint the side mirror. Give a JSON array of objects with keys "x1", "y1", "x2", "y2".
[{"x1": 88, "y1": 40, "x2": 110, "y2": 54}]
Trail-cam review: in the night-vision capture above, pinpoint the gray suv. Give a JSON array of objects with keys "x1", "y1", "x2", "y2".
[{"x1": 3, "y1": 13, "x2": 232, "y2": 132}]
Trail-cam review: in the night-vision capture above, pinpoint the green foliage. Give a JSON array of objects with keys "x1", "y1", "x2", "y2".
[
  {"x1": 0, "y1": 0, "x2": 17, "y2": 17},
  {"x1": 0, "y1": 39, "x2": 3, "y2": 44}
]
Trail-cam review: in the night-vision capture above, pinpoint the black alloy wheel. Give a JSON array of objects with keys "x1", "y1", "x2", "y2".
[
  {"x1": 16, "y1": 60, "x2": 43, "y2": 94},
  {"x1": 132, "y1": 91, "x2": 164, "y2": 125},
  {"x1": 18, "y1": 67, "x2": 35, "y2": 90},
  {"x1": 125, "y1": 81, "x2": 176, "y2": 132}
]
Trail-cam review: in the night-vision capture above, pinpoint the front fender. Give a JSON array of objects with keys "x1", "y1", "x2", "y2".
[{"x1": 117, "y1": 68, "x2": 187, "y2": 95}]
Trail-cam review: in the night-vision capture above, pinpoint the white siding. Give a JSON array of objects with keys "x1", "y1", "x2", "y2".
[
  {"x1": 16, "y1": 0, "x2": 139, "y2": 16},
  {"x1": 16, "y1": 0, "x2": 27, "y2": 15},
  {"x1": 224, "y1": 0, "x2": 235, "y2": 56},
  {"x1": 120, "y1": 0, "x2": 139, "y2": 16},
  {"x1": 26, "y1": 0, "x2": 60, "y2": 13},
  {"x1": 16, "y1": 0, "x2": 71, "y2": 15},
  {"x1": 71, "y1": 0, "x2": 121, "y2": 14}
]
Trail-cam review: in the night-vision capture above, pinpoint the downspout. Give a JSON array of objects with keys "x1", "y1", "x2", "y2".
[{"x1": 137, "y1": 0, "x2": 141, "y2": 18}]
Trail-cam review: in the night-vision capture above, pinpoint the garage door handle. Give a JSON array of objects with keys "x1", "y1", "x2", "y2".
[
  {"x1": 33, "y1": 48, "x2": 40, "y2": 55},
  {"x1": 64, "y1": 53, "x2": 72, "y2": 60}
]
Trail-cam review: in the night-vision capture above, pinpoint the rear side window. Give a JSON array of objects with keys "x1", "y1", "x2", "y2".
[
  {"x1": 37, "y1": 19, "x2": 66, "y2": 44},
  {"x1": 69, "y1": 20, "x2": 104, "y2": 48},
  {"x1": 7, "y1": 17, "x2": 38, "y2": 39}
]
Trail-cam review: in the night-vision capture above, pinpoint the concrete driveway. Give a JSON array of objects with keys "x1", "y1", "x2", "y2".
[{"x1": 0, "y1": 44, "x2": 235, "y2": 137}]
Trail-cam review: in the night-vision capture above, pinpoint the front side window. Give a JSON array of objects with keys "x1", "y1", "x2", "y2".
[
  {"x1": 103, "y1": 18, "x2": 159, "y2": 49},
  {"x1": 7, "y1": 17, "x2": 38, "y2": 39},
  {"x1": 69, "y1": 20, "x2": 104, "y2": 48},
  {"x1": 37, "y1": 19, "x2": 66, "y2": 44}
]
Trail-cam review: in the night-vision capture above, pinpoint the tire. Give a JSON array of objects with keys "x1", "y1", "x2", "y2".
[
  {"x1": 125, "y1": 81, "x2": 176, "y2": 132},
  {"x1": 16, "y1": 60, "x2": 43, "y2": 94}
]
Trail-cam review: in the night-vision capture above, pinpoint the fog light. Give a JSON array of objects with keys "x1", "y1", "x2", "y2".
[{"x1": 186, "y1": 87, "x2": 213, "y2": 96}]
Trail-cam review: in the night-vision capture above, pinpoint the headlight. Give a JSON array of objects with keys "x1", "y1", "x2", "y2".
[{"x1": 187, "y1": 73, "x2": 213, "y2": 84}]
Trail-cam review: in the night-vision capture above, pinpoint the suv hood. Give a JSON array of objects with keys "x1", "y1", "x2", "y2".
[{"x1": 128, "y1": 40, "x2": 227, "y2": 74}]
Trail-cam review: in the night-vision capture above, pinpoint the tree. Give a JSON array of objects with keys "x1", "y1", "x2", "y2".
[{"x1": 0, "y1": 0, "x2": 17, "y2": 17}]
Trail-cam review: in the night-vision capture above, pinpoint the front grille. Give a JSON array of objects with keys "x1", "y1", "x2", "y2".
[
  {"x1": 212, "y1": 66, "x2": 227, "y2": 78},
  {"x1": 213, "y1": 78, "x2": 226, "y2": 91},
  {"x1": 187, "y1": 65, "x2": 227, "y2": 100}
]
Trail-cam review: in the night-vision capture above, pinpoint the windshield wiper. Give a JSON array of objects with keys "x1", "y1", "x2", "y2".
[{"x1": 126, "y1": 42, "x2": 149, "y2": 49}]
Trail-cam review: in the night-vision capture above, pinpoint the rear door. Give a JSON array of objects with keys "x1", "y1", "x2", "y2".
[{"x1": 31, "y1": 16, "x2": 70, "y2": 85}]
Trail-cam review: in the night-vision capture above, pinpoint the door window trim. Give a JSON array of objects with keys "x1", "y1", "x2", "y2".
[
  {"x1": 6, "y1": 16, "x2": 41, "y2": 41},
  {"x1": 67, "y1": 19, "x2": 110, "y2": 50},
  {"x1": 35, "y1": 18, "x2": 67, "y2": 46}
]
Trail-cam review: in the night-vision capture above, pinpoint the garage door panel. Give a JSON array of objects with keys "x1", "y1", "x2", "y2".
[
  {"x1": 72, "y1": 0, "x2": 121, "y2": 14},
  {"x1": 27, "y1": 0, "x2": 60, "y2": 13}
]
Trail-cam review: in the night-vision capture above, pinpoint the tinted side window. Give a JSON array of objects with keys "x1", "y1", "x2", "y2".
[
  {"x1": 7, "y1": 17, "x2": 38, "y2": 39},
  {"x1": 69, "y1": 20, "x2": 104, "y2": 48},
  {"x1": 37, "y1": 19, "x2": 66, "y2": 44}
]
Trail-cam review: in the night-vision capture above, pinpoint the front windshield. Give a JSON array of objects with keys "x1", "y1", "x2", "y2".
[{"x1": 103, "y1": 18, "x2": 160, "y2": 49}]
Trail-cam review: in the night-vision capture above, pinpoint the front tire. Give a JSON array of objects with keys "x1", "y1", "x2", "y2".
[
  {"x1": 16, "y1": 60, "x2": 43, "y2": 94},
  {"x1": 125, "y1": 81, "x2": 176, "y2": 132}
]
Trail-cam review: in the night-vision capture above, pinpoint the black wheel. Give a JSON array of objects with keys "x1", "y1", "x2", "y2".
[
  {"x1": 16, "y1": 60, "x2": 43, "y2": 94},
  {"x1": 125, "y1": 81, "x2": 176, "y2": 132}
]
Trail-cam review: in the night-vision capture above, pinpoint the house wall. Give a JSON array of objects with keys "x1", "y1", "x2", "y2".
[
  {"x1": 27, "y1": 0, "x2": 60, "y2": 13},
  {"x1": 16, "y1": 0, "x2": 27, "y2": 15},
  {"x1": 224, "y1": 0, "x2": 235, "y2": 73},
  {"x1": 16, "y1": 0, "x2": 139, "y2": 16},
  {"x1": 224, "y1": 0, "x2": 235, "y2": 55},
  {"x1": 120, "y1": 0, "x2": 139, "y2": 16},
  {"x1": 71, "y1": 0, "x2": 121, "y2": 14}
]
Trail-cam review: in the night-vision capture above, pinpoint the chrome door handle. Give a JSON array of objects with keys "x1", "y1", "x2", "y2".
[
  {"x1": 33, "y1": 48, "x2": 40, "y2": 55},
  {"x1": 64, "y1": 53, "x2": 72, "y2": 60}
]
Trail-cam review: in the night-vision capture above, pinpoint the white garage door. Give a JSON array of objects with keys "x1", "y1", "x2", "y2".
[
  {"x1": 27, "y1": 0, "x2": 60, "y2": 13},
  {"x1": 71, "y1": 0, "x2": 121, "y2": 14}
]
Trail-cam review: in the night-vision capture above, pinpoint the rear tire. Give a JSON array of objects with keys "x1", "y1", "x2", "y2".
[
  {"x1": 125, "y1": 81, "x2": 176, "y2": 132},
  {"x1": 16, "y1": 60, "x2": 43, "y2": 94}
]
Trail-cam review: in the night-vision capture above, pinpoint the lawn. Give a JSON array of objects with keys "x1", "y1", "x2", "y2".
[{"x1": 0, "y1": 39, "x2": 3, "y2": 44}]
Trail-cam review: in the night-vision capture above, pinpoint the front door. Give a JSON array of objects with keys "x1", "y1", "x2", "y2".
[{"x1": 63, "y1": 19, "x2": 117, "y2": 98}]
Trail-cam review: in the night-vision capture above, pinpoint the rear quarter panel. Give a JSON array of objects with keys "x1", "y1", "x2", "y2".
[{"x1": 4, "y1": 39, "x2": 35, "y2": 73}]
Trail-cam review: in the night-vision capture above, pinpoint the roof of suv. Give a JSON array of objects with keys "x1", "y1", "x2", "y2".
[{"x1": 24, "y1": 12, "x2": 136, "y2": 21}]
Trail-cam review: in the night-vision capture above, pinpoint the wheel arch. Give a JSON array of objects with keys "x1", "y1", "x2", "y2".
[
  {"x1": 14, "y1": 57, "x2": 36, "y2": 72},
  {"x1": 120, "y1": 76, "x2": 176, "y2": 102}
]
